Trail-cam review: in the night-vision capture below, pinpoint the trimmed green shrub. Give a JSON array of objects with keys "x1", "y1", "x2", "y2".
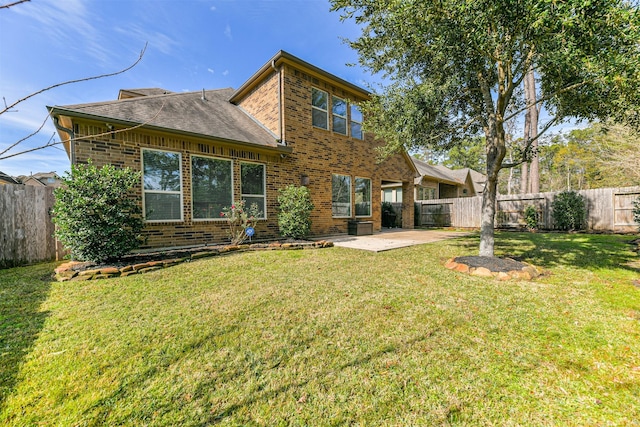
[
  {"x1": 277, "y1": 185, "x2": 314, "y2": 239},
  {"x1": 551, "y1": 190, "x2": 587, "y2": 231},
  {"x1": 523, "y1": 205, "x2": 539, "y2": 231},
  {"x1": 52, "y1": 161, "x2": 144, "y2": 262}
]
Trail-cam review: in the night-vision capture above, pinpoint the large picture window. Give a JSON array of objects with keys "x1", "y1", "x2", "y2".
[
  {"x1": 355, "y1": 177, "x2": 371, "y2": 217},
  {"x1": 332, "y1": 96, "x2": 347, "y2": 135},
  {"x1": 142, "y1": 149, "x2": 182, "y2": 221},
  {"x1": 312, "y1": 88, "x2": 328, "y2": 129},
  {"x1": 241, "y1": 162, "x2": 266, "y2": 218},
  {"x1": 351, "y1": 104, "x2": 363, "y2": 139},
  {"x1": 332, "y1": 174, "x2": 351, "y2": 217},
  {"x1": 191, "y1": 156, "x2": 232, "y2": 220}
]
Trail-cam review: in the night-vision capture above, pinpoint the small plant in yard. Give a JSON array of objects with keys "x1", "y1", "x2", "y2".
[
  {"x1": 220, "y1": 200, "x2": 261, "y2": 245},
  {"x1": 52, "y1": 160, "x2": 144, "y2": 263},
  {"x1": 277, "y1": 185, "x2": 314, "y2": 239},
  {"x1": 551, "y1": 190, "x2": 587, "y2": 231},
  {"x1": 523, "y1": 205, "x2": 539, "y2": 231}
]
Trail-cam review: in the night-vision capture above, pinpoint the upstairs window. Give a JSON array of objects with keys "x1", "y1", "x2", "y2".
[
  {"x1": 332, "y1": 96, "x2": 347, "y2": 135},
  {"x1": 351, "y1": 104, "x2": 363, "y2": 139},
  {"x1": 142, "y1": 149, "x2": 183, "y2": 221},
  {"x1": 312, "y1": 88, "x2": 328, "y2": 129},
  {"x1": 241, "y1": 162, "x2": 266, "y2": 218}
]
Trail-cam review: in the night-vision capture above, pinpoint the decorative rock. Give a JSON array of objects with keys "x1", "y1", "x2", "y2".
[
  {"x1": 454, "y1": 263, "x2": 470, "y2": 274},
  {"x1": 78, "y1": 269, "x2": 101, "y2": 277},
  {"x1": 471, "y1": 267, "x2": 493, "y2": 277},
  {"x1": 138, "y1": 266, "x2": 162, "y2": 274},
  {"x1": 100, "y1": 267, "x2": 120, "y2": 275}
]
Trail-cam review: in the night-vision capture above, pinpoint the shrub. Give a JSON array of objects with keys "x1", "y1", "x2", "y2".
[
  {"x1": 523, "y1": 205, "x2": 539, "y2": 231},
  {"x1": 277, "y1": 185, "x2": 314, "y2": 239},
  {"x1": 551, "y1": 190, "x2": 587, "y2": 231},
  {"x1": 220, "y1": 200, "x2": 262, "y2": 245},
  {"x1": 52, "y1": 161, "x2": 144, "y2": 262},
  {"x1": 634, "y1": 197, "x2": 640, "y2": 231}
]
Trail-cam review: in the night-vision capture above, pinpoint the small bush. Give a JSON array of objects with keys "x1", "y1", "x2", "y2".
[
  {"x1": 277, "y1": 185, "x2": 314, "y2": 239},
  {"x1": 52, "y1": 161, "x2": 144, "y2": 262},
  {"x1": 220, "y1": 200, "x2": 262, "y2": 245},
  {"x1": 634, "y1": 197, "x2": 640, "y2": 231},
  {"x1": 551, "y1": 190, "x2": 587, "y2": 231},
  {"x1": 523, "y1": 205, "x2": 539, "y2": 231}
]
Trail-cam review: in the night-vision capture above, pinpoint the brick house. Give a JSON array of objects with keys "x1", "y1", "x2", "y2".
[{"x1": 48, "y1": 51, "x2": 417, "y2": 249}]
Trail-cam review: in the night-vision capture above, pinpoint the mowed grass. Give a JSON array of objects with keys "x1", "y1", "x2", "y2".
[{"x1": 1, "y1": 232, "x2": 639, "y2": 426}]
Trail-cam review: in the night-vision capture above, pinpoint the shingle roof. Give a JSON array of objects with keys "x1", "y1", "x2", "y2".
[
  {"x1": 412, "y1": 158, "x2": 463, "y2": 185},
  {"x1": 0, "y1": 171, "x2": 19, "y2": 184},
  {"x1": 49, "y1": 88, "x2": 284, "y2": 151}
]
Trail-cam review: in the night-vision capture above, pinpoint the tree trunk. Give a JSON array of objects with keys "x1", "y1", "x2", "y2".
[
  {"x1": 479, "y1": 129, "x2": 506, "y2": 257},
  {"x1": 525, "y1": 65, "x2": 540, "y2": 193}
]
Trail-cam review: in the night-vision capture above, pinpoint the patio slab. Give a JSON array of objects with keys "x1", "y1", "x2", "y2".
[{"x1": 329, "y1": 229, "x2": 473, "y2": 252}]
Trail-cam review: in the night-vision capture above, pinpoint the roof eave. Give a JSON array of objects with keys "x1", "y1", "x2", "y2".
[
  {"x1": 229, "y1": 50, "x2": 370, "y2": 104},
  {"x1": 48, "y1": 106, "x2": 293, "y2": 155}
]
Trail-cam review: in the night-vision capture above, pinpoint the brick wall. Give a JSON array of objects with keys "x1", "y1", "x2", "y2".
[{"x1": 70, "y1": 62, "x2": 415, "y2": 249}]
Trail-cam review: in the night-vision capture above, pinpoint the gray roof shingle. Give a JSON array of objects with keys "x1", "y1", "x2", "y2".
[{"x1": 50, "y1": 88, "x2": 282, "y2": 150}]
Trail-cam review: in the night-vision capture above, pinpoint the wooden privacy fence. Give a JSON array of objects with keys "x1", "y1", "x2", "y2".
[
  {"x1": 1, "y1": 184, "x2": 62, "y2": 268},
  {"x1": 416, "y1": 186, "x2": 640, "y2": 232}
]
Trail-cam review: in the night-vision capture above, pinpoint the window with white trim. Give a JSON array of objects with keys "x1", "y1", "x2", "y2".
[
  {"x1": 332, "y1": 96, "x2": 347, "y2": 135},
  {"x1": 351, "y1": 104, "x2": 363, "y2": 139},
  {"x1": 332, "y1": 174, "x2": 351, "y2": 217},
  {"x1": 311, "y1": 88, "x2": 328, "y2": 129},
  {"x1": 142, "y1": 149, "x2": 183, "y2": 221},
  {"x1": 355, "y1": 177, "x2": 371, "y2": 217},
  {"x1": 241, "y1": 162, "x2": 266, "y2": 218},
  {"x1": 191, "y1": 155, "x2": 232, "y2": 220}
]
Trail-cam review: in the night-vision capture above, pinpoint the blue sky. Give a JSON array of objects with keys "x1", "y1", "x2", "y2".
[{"x1": 0, "y1": 0, "x2": 371, "y2": 177}]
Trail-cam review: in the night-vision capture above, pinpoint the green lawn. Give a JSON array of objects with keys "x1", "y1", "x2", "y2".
[{"x1": 1, "y1": 232, "x2": 639, "y2": 426}]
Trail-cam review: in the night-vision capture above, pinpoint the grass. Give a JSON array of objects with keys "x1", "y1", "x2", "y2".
[{"x1": 1, "y1": 232, "x2": 639, "y2": 426}]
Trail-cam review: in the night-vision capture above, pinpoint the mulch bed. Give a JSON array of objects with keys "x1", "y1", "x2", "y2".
[{"x1": 445, "y1": 255, "x2": 542, "y2": 280}]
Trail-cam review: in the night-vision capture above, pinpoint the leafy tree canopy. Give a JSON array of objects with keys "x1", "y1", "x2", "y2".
[{"x1": 332, "y1": 0, "x2": 640, "y2": 255}]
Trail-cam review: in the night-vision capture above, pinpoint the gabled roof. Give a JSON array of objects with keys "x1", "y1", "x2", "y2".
[
  {"x1": 49, "y1": 88, "x2": 290, "y2": 154},
  {"x1": 230, "y1": 50, "x2": 370, "y2": 104},
  {"x1": 0, "y1": 171, "x2": 20, "y2": 184},
  {"x1": 412, "y1": 158, "x2": 463, "y2": 186},
  {"x1": 412, "y1": 158, "x2": 486, "y2": 194}
]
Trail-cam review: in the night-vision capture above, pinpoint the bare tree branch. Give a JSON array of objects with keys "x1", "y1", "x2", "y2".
[
  {"x1": 0, "y1": 99, "x2": 166, "y2": 161},
  {"x1": 0, "y1": 0, "x2": 30, "y2": 9},
  {"x1": 0, "y1": 43, "x2": 147, "y2": 115},
  {"x1": 0, "y1": 112, "x2": 51, "y2": 157}
]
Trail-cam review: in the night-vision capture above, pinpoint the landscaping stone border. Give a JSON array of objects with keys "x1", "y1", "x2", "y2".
[
  {"x1": 54, "y1": 240, "x2": 334, "y2": 282},
  {"x1": 444, "y1": 256, "x2": 541, "y2": 281}
]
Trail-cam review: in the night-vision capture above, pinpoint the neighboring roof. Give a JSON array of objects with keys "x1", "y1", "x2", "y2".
[
  {"x1": 0, "y1": 171, "x2": 20, "y2": 184},
  {"x1": 49, "y1": 88, "x2": 290, "y2": 154},
  {"x1": 412, "y1": 158, "x2": 463, "y2": 186},
  {"x1": 230, "y1": 50, "x2": 370, "y2": 104},
  {"x1": 412, "y1": 158, "x2": 486, "y2": 193}
]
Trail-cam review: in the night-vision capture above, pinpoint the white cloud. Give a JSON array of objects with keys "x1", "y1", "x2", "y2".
[
  {"x1": 207, "y1": 68, "x2": 215, "y2": 74},
  {"x1": 115, "y1": 24, "x2": 179, "y2": 56},
  {"x1": 224, "y1": 24, "x2": 232, "y2": 40},
  {"x1": 222, "y1": 70, "x2": 229, "y2": 77},
  {"x1": 210, "y1": 6, "x2": 217, "y2": 11}
]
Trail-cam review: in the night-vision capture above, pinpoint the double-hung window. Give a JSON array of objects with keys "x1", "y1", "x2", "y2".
[
  {"x1": 332, "y1": 96, "x2": 347, "y2": 135},
  {"x1": 351, "y1": 104, "x2": 363, "y2": 139},
  {"x1": 142, "y1": 149, "x2": 183, "y2": 221},
  {"x1": 191, "y1": 155, "x2": 232, "y2": 220},
  {"x1": 355, "y1": 177, "x2": 371, "y2": 217},
  {"x1": 241, "y1": 162, "x2": 266, "y2": 218},
  {"x1": 332, "y1": 174, "x2": 351, "y2": 217},
  {"x1": 312, "y1": 88, "x2": 328, "y2": 129}
]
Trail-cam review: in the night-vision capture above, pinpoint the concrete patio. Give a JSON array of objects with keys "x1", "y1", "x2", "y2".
[{"x1": 329, "y1": 229, "x2": 473, "y2": 252}]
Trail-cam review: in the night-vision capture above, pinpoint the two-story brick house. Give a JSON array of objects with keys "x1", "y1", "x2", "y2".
[{"x1": 48, "y1": 51, "x2": 417, "y2": 249}]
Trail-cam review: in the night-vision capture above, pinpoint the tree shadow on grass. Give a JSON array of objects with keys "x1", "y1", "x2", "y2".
[
  {"x1": 455, "y1": 230, "x2": 639, "y2": 273},
  {"x1": 0, "y1": 264, "x2": 52, "y2": 408}
]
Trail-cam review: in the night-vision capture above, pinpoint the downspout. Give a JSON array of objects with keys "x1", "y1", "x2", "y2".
[
  {"x1": 271, "y1": 59, "x2": 285, "y2": 146},
  {"x1": 53, "y1": 116, "x2": 76, "y2": 167}
]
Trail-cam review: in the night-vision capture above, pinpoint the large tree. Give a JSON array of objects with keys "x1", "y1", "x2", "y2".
[{"x1": 331, "y1": 0, "x2": 640, "y2": 256}]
